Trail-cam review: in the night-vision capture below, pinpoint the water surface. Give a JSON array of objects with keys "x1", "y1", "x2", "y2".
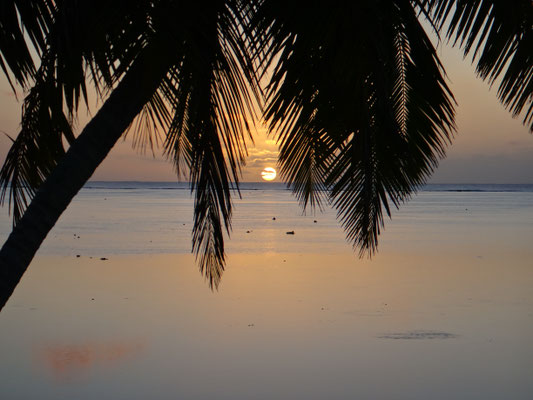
[{"x1": 0, "y1": 183, "x2": 532, "y2": 399}]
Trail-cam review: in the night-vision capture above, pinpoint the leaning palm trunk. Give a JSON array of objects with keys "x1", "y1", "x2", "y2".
[{"x1": 0, "y1": 46, "x2": 170, "y2": 311}]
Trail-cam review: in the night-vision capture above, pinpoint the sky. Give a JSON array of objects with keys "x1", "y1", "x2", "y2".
[{"x1": 0, "y1": 33, "x2": 531, "y2": 184}]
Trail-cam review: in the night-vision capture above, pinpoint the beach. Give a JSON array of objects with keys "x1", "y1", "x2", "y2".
[{"x1": 0, "y1": 183, "x2": 532, "y2": 399}]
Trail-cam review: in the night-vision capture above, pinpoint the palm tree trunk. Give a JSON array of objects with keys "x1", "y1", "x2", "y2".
[{"x1": 0, "y1": 46, "x2": 171, "y2": 311}]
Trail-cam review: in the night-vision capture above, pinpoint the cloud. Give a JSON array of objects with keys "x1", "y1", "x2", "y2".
[
  {"x1": 247, "y1": 147, "x2": 278, "y2": 157},
  {"x1": 245, "y1": 146, "x2": 279, "y2": 169},
  {"x1": 247, "y1": 157, "x2": 278, "y2": 167}
]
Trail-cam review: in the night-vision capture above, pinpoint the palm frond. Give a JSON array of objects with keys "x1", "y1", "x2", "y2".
[
  {"x1": 154, "y1": 1, "x2": 261, "y2": 287},
  {"x1": 425, "y1": 0, "x2": 532, "y2": 130},
  {"x1": 45, "y1": 0, "x2": 153, "y2": 113},
  {"x1": 125, "y1": 91, "x2": 171, "y2": 155},
  {"x1": 0, "y1": 0, "x2": 158, "y2": 224},
  {"x1": 0, "y1": 0, "x2": 54, "y2": 88},
  {"x1": 0, "y1": 56, "x2": 74, "y2": 224},
  {"x1": 257, "y1": 0, "x2": 455, "y2": 254}
]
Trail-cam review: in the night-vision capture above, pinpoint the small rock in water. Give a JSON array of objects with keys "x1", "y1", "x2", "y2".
[
  {"x1": 100, "y1": 257, "x2": 108, "y2": 261},
  {"x1": 378, "y1": 330, "x2": 457, "y2": 340},
  {"x1": 76, "y1": 255, "x2": 80, "y2": 258},
  {"x1": 286, "y1": 231, "x2": 295, "y2": 235},
  {"x1": 313, "y1": 220, "x2": 317, "y2": 223},
  {"x1": 246, "y1": 230, "x2": 251, "y2": 233},
  {"x1": 272, "y1": 217, "x2": 276, "y2": 220}
]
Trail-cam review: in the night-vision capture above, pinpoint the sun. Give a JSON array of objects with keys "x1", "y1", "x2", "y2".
[{"x1": 261, "y1": 167, "x2": 277, "y2": 181}]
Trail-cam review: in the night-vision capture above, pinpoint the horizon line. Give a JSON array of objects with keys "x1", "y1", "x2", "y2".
[{"x1": 87, "y1": 180, "x2": 533, "y2": 185}]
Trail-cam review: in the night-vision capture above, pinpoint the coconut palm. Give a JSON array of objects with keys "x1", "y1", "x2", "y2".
[
  {"x1": 0, "y1": 0, "x2": 262, "y2": 309},
  {"x1": 0, "y1": 0, "x2": 531, "y2": 311}
]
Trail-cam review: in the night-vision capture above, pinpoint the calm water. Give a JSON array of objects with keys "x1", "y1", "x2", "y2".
[{"x1": 0, "y1": 182, "x2": 532, "y2": 399}]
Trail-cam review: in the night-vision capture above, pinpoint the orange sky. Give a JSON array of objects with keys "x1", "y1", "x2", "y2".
[{"x1": 0, "y1": 37, "x2": 531, "y2": 183}]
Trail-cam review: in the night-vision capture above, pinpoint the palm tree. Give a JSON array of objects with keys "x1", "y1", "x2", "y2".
[
  {"x1": 0, "y1": 0, "x2": 531, "y2": 311},
  {"x1": 0, "y1": 0, "x2": 262, "y2": 308}
]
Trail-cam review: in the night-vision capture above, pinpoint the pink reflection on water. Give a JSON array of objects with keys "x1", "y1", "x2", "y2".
[{"x1": 37, "y1": 339, "x2": 146, "y2": 380}]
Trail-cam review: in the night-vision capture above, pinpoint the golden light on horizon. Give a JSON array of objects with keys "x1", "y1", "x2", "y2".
[{"x1": 261, "y1": 167, "x2": 277, "y2": 181}]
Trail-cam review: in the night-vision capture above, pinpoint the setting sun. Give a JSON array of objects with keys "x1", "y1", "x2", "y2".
[{"x1": 261, "y1": 167, "x2": 276, "y2": 181}]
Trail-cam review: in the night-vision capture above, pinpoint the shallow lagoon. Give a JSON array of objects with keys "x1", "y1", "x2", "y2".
[{"x1": 1, "y1": 183, "x2": 532, "y2": 399}]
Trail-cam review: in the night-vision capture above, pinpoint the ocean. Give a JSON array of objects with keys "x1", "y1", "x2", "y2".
[
  {"x1": 2, "y1": 182, "x2": 531, "y2": 256},
  {"x1": 0, "y1": 182, "x2": 532, "y2": 399}
]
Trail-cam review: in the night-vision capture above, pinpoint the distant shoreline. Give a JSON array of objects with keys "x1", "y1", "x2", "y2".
[{"x1": 83, "y1": 181, "x2": 533, "y2": 193}]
